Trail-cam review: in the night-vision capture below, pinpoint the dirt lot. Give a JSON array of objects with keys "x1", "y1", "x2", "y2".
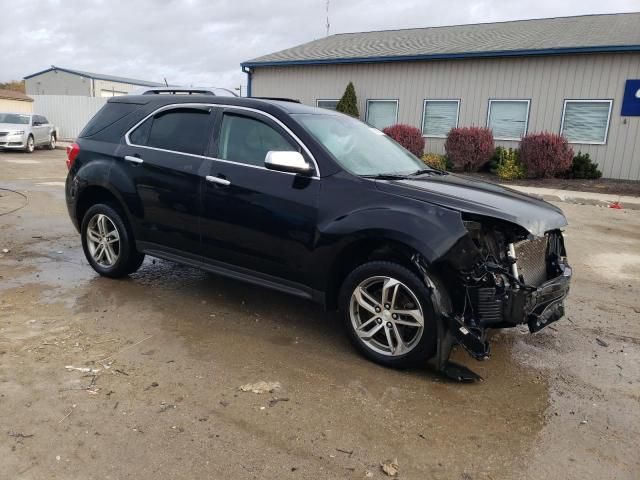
[{"x1": 1, "y1": 149, "x2": 639, "y2": 480}]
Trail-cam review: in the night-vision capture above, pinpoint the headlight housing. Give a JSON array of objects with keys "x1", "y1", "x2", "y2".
[{"x1": 10, "y1": 130, "x2": 25, "y2": 136}]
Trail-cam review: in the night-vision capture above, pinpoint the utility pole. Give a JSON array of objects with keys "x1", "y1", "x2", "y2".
[{"x1": 325, "y1": 0, "x2": 330, "y2": 36}]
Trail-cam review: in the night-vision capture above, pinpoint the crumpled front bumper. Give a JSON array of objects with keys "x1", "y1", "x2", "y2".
[{"x1": 523, "y1": 263, "x2": 571, "y2": 332}]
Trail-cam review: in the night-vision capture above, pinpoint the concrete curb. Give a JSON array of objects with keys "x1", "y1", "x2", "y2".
[{"x1": 504, "y1": 184, "x2": 640, "y2": 210}]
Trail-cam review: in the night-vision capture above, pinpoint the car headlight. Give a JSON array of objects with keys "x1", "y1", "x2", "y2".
[{"x1": 10, "y1": 131, "x2": 25, "y2": 136}]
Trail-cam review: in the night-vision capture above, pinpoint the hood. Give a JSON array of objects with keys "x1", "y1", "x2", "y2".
[
  {"x1": 0, "y1": 123, "x2": 27, "y2": 131},
  {"x1": 375, "y1": 173, "x2": 567, "y2": 237}
]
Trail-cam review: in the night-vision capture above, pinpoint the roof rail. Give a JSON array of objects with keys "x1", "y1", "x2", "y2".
[
  {"x1": 251, "y1": 97, "x2": 301, "y2": 103},
  {"x1": 135, "y1": 87, "x2": 238, "y2": 97}
]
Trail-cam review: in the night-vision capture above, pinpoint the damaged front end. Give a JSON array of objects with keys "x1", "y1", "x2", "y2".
[{"x1": 422, "y1": 214, "x2": 571, "y2": 378}]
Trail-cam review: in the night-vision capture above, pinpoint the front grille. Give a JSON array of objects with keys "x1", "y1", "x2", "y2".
[
  {"x1": 514, "y1": 236, "x2": 549, "y2": 286},
  {"x1": 0, "y1": 132, "x2": 8, "y2": 137}
]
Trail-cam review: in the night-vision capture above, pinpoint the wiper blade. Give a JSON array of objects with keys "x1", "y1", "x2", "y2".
[
  {"x1": 360, "y1": 173, "x2": 408, "y2": 180},
  {"x1": 408, "y1": 168, "x2": 446, "y2": 176}
]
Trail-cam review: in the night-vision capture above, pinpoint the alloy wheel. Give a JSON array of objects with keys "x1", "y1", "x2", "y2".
[
  {"x1": 349, "y1": 276, "x2": 425, "y2": 356},
  {"x1": 27, "y1": 137, "x2": 34, "y2": 153},
  {"x1": 50, "y1": 135, "x2": 56, "y2": 149},
  {"x1": 86, "y1": 213, "x2": 120, "y2": 267}
]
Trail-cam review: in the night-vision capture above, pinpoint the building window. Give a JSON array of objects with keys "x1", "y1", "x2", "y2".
[
  {"x1": 560, "y1": 100, "x2": 612, "y2": 144},
  {"x1": 366, "y1": 100, "x2": 398, "y2": 130},
  {"x1": 487, "y1": 100, "x2": 530, "y2": 140},
  {"x1": 422, "y1": 100, "x2": 459, "y2": 138},
  {"x1": 316, "y1": 99, "x2": 339, "y2": 110}
]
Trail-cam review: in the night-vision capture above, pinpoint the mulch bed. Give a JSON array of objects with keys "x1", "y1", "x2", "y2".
[{"x1": 468, "y1": 172, "x2": 640, "y2": 197}]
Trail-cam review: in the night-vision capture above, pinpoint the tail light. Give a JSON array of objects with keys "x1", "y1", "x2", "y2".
[{"x1": 66, "y1": 142, "x2": 80, "y2": 170}]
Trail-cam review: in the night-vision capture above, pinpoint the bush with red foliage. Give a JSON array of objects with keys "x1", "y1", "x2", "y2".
[
  {"x1": 444, "y1": 127, "x2": 494, "y2": 172},
  {"x1": 382, "y1": 124, "x2": 425, "y2": 157},
  {"x1": 519, "y1": 132, "x2": 574, "y2": 178}
]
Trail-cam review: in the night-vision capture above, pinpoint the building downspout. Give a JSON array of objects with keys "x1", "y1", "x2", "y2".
[{"x1": 241, "y1": 65, "x2": 252, "y2": 97}]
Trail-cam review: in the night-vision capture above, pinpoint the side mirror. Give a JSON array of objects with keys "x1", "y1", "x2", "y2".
[{"x1": 264, "y1": 151, "x2": 312, "y2": 175}]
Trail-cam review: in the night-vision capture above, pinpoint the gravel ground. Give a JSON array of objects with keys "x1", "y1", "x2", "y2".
[{"x1": 1, "y1": 149, "x2": 639, "y2": 480}]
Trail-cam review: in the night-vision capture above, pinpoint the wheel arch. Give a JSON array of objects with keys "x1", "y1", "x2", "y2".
[
  {"x1": 75, "y1": 184, "x2": 129, "y2": 229},
  {"x1": 324, "y1": 235, "x2": 427, "y2": 311}
]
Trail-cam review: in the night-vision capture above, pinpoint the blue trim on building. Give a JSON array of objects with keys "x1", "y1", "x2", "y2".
[{"x1": 241, "y1": 45, "x2": 640, "y2": 68}]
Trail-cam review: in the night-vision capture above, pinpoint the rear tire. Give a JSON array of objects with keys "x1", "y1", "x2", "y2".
[
  {"x1": 81, "y1": 203, "x2": 145, "y2": 278},
  {"x1": 339, "y1": 261, "x2": 437, "y2": 368}
]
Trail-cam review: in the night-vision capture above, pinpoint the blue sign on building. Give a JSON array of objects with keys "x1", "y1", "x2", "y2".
[{"x1": 621, "y1": 80, "x2": 640, "y2": 116}]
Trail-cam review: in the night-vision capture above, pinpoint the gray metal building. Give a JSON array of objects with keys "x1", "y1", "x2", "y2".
[
  {"x1": 24, "y1": 66, "x2": 164, "y2": 97},
  {"x1": 242, "y1": 13, "x2": 640, "y2": 180}
]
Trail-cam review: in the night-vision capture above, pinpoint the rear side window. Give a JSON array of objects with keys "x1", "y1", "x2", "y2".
[
  {"x1": 80, "y1": 102, "x2": 140, "y2": 137},
  {"x1": 218, "y1": 114, "x2": 296, "y2": 167},
  {"x1": 130, "y1": 108, "x2": 212, "y2": 156}
]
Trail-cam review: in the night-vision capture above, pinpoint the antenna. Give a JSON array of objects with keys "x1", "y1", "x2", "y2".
[{"x1": 325, "y1": 0, "x2": 330, "y2": 36}]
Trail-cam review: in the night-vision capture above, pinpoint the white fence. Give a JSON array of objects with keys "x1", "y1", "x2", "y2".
[{"x1": 31, "y1": 95, "x2": 107, "y2": 140}]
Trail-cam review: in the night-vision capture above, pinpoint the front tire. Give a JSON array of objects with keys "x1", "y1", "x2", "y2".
[
  {"x1": 48, "y1": 134, "x2": 56, "y2": 150},
  {"x1": 339, "y1": 261, "x2": 437, "y2": 368},
  {"x1": 81, "y1": 203, "x2": 145, "y2": 278},
  {"x1": 25, "y1": 135, "x2": 35, "y2": 153}
]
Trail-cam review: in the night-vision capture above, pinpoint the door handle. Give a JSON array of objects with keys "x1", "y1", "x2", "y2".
[
  {"x1": 206, "y1": 175, "x2": 231, "y2": 186},
  {"x1": 124, "y1": 155, "x2": 143, "y2": 164}
]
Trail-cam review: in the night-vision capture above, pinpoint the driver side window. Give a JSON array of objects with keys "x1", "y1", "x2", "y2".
[{"x1": 218, "y1": 114, "x2": 297, "y2": 167}]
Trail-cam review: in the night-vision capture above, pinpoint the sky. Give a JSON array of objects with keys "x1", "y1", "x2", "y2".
[{"x1": 0, "y1": 0, "x2": 638, "y2": 93}]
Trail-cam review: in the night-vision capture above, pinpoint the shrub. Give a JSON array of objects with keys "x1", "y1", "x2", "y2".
[
  {"x1": 422, "y1": 153, "x2": 447, "y2": 170},
  {"x1": 336, "y1": 82, "x2": 359, "y2": 118},
  {"x1": 383, "y1": 124, "x2": 425, "y2": 156},
  {"x1": 496, "y1": 148, "x2": 525, "y2": 180},
  {"x1": 568, "y1": 151, "x2": 602, "y2": 179},
  {"x1": 444, "y1": 127, "x2": 494, "y2": 172},
  {"x1": 489, "y1": 146, "x2": 508, "y2": 173},
  {"x1": 519, "y1": 132, "x2": 574, "y2": 178}
]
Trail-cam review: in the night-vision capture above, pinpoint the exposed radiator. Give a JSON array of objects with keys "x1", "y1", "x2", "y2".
[{"x1": 513, "y1": 236, "x2": 549, "y2": 286}]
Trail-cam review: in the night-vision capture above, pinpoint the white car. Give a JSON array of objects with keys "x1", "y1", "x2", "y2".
[{"x1": 0, "y1": 113, "x2": 57, "y2": 153}]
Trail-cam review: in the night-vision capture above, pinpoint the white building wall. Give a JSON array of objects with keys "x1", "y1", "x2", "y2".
[
  {"x1": 31, "y1": 95, "x2": 107, "y2": 140},
  {"x1": 25, "y1": 70, "x2": 91, "y2": 96},
  {"x1": 25, "y1": 71, "x2": 153, "y2": 97},
  {"x1": 251, "y1": 53, "x2": 640, "y2": 180},
  {"x1": 93, "y1": 79, "x2": 150, "y2": 96},
  {"x1": 0, "y1": 98, "x2": 33, "y2": 113}
]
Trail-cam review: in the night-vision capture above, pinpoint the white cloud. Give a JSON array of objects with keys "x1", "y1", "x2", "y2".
[{"x1": 0, "y1": 0, "x2": 637, "y2": 91}]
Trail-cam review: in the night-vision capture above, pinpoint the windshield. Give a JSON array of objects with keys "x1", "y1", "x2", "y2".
[
  {"x1": 293, "y1": 113, "x2": 427, "y2": 176},
  {"x1": 0, "y1": 113, "x2": 30, "y2": 125}
]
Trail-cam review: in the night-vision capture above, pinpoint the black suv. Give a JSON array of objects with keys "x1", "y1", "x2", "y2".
[{"x1": 65, "y1": 91, "x2": 571, "y2": 377}]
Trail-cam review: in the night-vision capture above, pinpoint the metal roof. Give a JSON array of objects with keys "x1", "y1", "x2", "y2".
[
  {"x1": 243, "y1": 13, "x2": 640, "y2": 67},
  {"x1": 24, "y1": 66, "x2": 165, "y2": 87}
]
